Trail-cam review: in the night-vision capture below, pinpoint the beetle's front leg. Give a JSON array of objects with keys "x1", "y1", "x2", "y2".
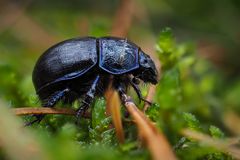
[
  {"x1": 116, "y1": 83, "x2": 133, "y2": 105},
  {"x1": 116, "y1": 84, "x2": 133, "y2": 118},
  {"x1": 129, "y1": 77, "x2": 152, "y2": 105},
  {"x1": 76, "y1": 75, "x2": 100, "y2": 122}
]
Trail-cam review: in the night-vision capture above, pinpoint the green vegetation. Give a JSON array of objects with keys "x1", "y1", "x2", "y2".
[{"x1": 0, "y1": 1, "x2": 240, "y2": 159}]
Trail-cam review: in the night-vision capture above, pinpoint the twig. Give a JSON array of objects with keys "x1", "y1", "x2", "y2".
[
  {"x1": 0, "y1": 1, "x2": 31, "y2": 33},
  {"x1": 224, "y1": 111, "x2": 240, "y2": 135},
  {"x1": 121, "y1": 93, "x2": 177, "y2": 160},
  {"x1": 12, "y1": 107, "x2": 91, "y2": 118},
  {"x1": 197, "y1": 41, "x2": 225, "y2": 67},
  {"x1": 111, "y1": 0, "x2": 134, "y2": 36},
  {"x1": 0, "y1": 2, "x2": 59, "y2": 50}
]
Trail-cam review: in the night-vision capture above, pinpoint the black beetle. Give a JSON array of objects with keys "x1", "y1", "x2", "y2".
[{"x1": 28, "y1": 37, "x2": 158, "y2": 125}]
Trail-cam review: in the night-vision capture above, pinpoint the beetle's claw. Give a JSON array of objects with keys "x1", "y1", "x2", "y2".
[
  {"x1": 75, "y1": 108, "x2": 85, "y2": 125},
  {"x1": 24, "y1": 115, "x2": 44, "y2": 127},
  {"x1": 141, "y1": 98, "x2": 152, "y2": 106}
]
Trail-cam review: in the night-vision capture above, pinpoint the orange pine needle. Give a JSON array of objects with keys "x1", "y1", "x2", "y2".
[
  {"x1": 123, "y1": 95, "x2": 177, "y2": 160},
  {"x1": 105, "y1": 89, "x2": 125, "y2": 143}
]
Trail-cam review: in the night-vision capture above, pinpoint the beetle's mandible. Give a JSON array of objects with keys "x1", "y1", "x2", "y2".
[{"x1": 27, "y1": 37, "x2": 158, "y2": 125}]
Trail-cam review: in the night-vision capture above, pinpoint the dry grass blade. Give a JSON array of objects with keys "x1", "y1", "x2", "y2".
[
  {"x1": 182, "y1": 129, "x2": 240, "y2": 159},
  {"x1": 122, "y1": 94, "x2": 177, "y2": 160},
  {"x1": 0, "y1": 101, "x2": 48, "y2": 160},
  {"x1": 105, "y1": 78, "x2": 125, "y2": 143},
  {"x1": 105, "y1": 89, "x2": 125, "y2": 143},
  {"x1": 12, "y1": 107, "x2": 91, "y2": 118}
]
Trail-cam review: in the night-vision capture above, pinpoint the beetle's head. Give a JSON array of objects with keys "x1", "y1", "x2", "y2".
[{"x1": 134, "y1": 50, "x2": 158, "y2": 85}]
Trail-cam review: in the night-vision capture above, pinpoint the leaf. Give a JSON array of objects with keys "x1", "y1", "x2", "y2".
[
  {"x1": 209, "y1": 125, "x2": 224, "y2": 139},
  {"x1": 183, "y1": 112, "x2": 201, "y2": 131}
]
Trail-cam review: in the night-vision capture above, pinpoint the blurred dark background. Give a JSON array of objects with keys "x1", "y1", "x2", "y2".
[
  {"x1": 0, "y1": 0, "x2": 240, "y2": 117},
  {"x1": 0, "y1": 0, "x2": 240, "y2": 111},
  {"x1": 0, "y1": 0, "x2": 239, "y2": 105},
  {"x1": 1, "y1": 0, "x2": 240, "y2": 74}
]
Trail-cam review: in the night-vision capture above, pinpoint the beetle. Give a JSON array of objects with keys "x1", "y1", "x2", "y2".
[{"x1": 27, "y1": 37, "x2": 158, "y2": 125}]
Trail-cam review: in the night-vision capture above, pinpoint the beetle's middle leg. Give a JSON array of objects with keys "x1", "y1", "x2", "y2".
[{"x1": 76, "y1": 75, "x2": 100, "y2": 122}]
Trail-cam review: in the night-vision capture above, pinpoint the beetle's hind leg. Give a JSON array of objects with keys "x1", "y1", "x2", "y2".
[
  {"x1": 76, "y1": 75, "x2": 100, "y2": 123},
  {"x1": 24, "y1": 88, "x2": 70, "y2": 126}
]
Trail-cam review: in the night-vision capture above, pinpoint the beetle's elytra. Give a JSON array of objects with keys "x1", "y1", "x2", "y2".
[{"x1": 28, "y1": 37, "x2": 158, "y2": 125}]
